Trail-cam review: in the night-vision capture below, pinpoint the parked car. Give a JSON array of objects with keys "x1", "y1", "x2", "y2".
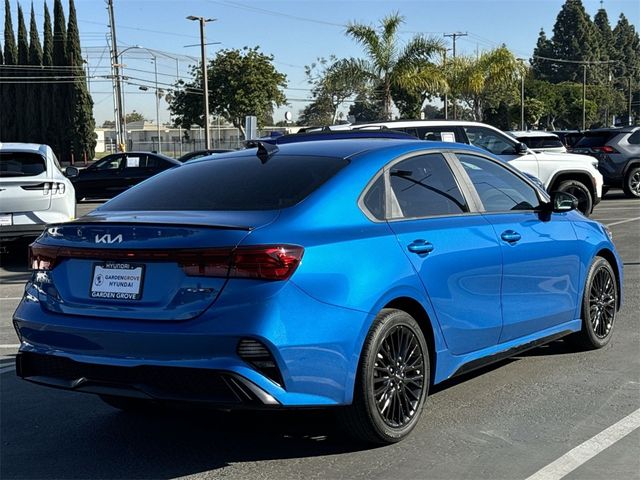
[
  {"x1": 333, "y1": 120, "x2": 603, "y2": 216},
  {"x1": 508, "y1": 131, "x2": 567, "y2": 153},
  {"x1": 177, "y1": 149, "x2": 234, "y2": 163},
  {"x1": 0, "y1": 143, "x2": 75, "y2": 242},
  {"x1": 15, "y1": 134, "x2": 622, "y2": 444},
  {"x1": 553, "y1": 130, "x2": 584, "y2": 149},
  {"x1": 570, "y1": 127, "x2": 640, "y2": 198},
  {"x1": 72, "y1": 151, "x2": 180, "y2": 201}
]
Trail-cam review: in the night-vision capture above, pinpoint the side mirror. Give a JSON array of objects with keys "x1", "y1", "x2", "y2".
[
  {"x1": 550, "y1": 191, "x2": 578, "y2": 213},
  {"x1": 65, "y1": 166, "x2": 79, "y2": 178},
  {"x1": 515, "y1": 142, "x2": 528, "y2": 155}
]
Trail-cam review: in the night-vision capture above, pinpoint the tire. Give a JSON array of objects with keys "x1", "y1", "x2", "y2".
[
  {"x1": 339, "y1": 309, "x2": 429, "y2": 444},
  {"x1": 555, "y1": 179, "x2": 593, "y2": 216},
  {"x1": 568, "y1": 257, "x2": 618, "y2": 350},
  {"x1": 623, "y1": 166, "x2": 640, "y2": 198},
  {"x1": 100, "y1": 395, "x2": 156, "y2": 412}
]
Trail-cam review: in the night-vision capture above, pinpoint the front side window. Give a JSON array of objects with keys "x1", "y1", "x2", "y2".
[
  {"x1": 457, "y1": 153, "x2": 540, "y2": 212},
  {"x1": 91, "y1": 155, "x2": 124, "y2": 171},
  {"x1": 389, "y1": 153, "x2": 468, "y2": 219},
  {"x1": 463, "y1": 126, "x2": 517, "y2": 155}
]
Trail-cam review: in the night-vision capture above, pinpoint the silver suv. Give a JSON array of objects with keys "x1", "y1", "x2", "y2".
[{"x1": 571, "y1": 127, "x2": 640, "y2": 198}]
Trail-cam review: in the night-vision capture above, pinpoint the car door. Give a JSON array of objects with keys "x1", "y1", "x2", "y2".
[
  {"x1": 76, "y1": 154, "x2": 125, "y2": 199},
  {"x1": 454, "y1": 151, "x2": 581, "y2": 343},
  {"x1": 384, "y1": 152, "x2": 503, "y2": 355},
  {"x1": 461, "y1": 125, "x2": 540, "y2": 179}
]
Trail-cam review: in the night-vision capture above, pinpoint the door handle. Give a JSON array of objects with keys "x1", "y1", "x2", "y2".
[
  {"x1": 501, "y1": 230, "x2": 521, "y2": 244},
  {"x1": 407, "y1": 240, "x2": 434, "y2": 255}
]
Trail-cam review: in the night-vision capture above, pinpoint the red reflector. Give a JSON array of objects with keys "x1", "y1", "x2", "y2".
[
  {"x1": 593, "y1": 145, "x2": 617, "y2": 154},
  {"x1": 29, "y1": 243, "x2": 304, "y2": 281}
]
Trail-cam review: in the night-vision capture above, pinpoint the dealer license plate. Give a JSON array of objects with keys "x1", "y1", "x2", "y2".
[{"x1": 90, "y1": 262, "x2": 144, "y2": 300}]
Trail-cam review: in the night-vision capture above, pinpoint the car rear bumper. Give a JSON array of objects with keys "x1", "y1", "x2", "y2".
[
  {"x1": 12, "y1": 280, "x2": 370, "y2": 407},
  {"x1": 0, "y1": 224, "x2": 46, "y2": 241}
]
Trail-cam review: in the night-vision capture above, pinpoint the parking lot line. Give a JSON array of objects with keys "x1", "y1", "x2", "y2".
[
  {"x1": 606, "y1": 216, "x2": 640, "y2": 227},
  {"x1": 524, "y1": 408, "x2": 640, "y2": 480}
]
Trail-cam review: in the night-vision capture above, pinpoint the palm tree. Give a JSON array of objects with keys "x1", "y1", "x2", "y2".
[
  {"x1": 344, "y1": 13, "x2": 445, "y2": 120},
  {"x1": 448, "y1": 46, "x2": 526, "y2": 121}
]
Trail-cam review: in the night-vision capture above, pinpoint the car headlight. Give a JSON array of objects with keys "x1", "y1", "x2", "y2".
[{"x1": 603, "y1": 225, "x2": 613, "y2": 241}]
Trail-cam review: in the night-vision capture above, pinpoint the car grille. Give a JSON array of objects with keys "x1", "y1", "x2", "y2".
[{"x1": 16, "y1": 352, "x2": 270, "y2": 405}]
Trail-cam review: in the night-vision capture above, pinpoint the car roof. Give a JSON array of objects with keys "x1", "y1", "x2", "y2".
[
  {"x1": 0, "y1": 142, "x2": 49, "y2": 156},
  {"x1": 508, "y1": 131, "x2": 560, "y2": 138},
  {"x1": 585, "y1": 127, "x2": 639, "y2": 134}
]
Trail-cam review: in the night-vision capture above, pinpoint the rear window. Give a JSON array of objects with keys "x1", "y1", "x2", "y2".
[
  {"x1": 575, "y1": 132, "x2": 619, "y2": 148},
  {"x1": 101, "y1": 154, "x2": 349, "y2": 211},
  {"x1": 0, "y1": 152, "x2": 46, "y2": 177},
  {"x1": 517, "y1": 136, "x2": 564, "y2": 149}
]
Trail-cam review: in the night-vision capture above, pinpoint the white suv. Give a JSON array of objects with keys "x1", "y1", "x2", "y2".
[
  {"x1": 334, "y1": 121, "x2": 603, "y2": 216},
  {"x1": 0, "y1": 143, "x2": 76, "y2": 242}
]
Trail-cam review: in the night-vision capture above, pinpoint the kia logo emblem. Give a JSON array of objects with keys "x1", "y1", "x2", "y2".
[{"x1": 95, "y1": 233, "x2": 123, "y2": 244}]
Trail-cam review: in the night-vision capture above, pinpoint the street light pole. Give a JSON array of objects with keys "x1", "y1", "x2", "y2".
[
  {"x1": 187, "y1": 16, "x2": 216, "y2": 150},
  {"x1": 152, "y1": 56, "x2": 161, "y2": 153},
  {"x1": 582, "y1": 64, "x2": 587, "y2": 131}
]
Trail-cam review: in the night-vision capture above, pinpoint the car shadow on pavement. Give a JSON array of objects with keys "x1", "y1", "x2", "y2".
[{"x1": 0, "y1": 374, "x2": 372, "y2": 480}]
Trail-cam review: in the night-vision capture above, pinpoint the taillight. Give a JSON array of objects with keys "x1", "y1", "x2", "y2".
[
  {"x1": 29, "y1": 243, "x2": 304, "y2": 281},
  {"x1": 593, "y1": 146, "x2": 618, "y2": 154}
]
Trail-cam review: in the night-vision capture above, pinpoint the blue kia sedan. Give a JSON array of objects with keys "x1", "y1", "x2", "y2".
[{"x1": 14, "y1": 136, "x2": 622, "y2": 444}]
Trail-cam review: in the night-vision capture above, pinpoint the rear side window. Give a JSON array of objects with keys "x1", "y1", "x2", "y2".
[
  {"x1": 101, "y1": 154, "x2": 349, "y2": 211},
  {"x1": 627, "y1": 131, "x2": 640, "y2": 145},
  {"x1": 0, "y1": 152, "x2": 46, "y2": 177},
  {"x1": 575, "y1": 132, "x2": 619, "y2": 148},
  {"x1": 362, "y1": 175, "x2": 385, "y2": 220},
  {"x1": 389, "y1": 153, "x2": 468, "y2": 218}
]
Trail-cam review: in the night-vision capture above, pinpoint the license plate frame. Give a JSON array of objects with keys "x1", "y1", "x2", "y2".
[{"x1": 90, "y1": 262, "x2": 145, "y2": 301}]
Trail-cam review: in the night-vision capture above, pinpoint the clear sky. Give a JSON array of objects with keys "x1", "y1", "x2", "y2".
[{"x1": 3, "y1": 0, "x2": 639, "y2": 126}]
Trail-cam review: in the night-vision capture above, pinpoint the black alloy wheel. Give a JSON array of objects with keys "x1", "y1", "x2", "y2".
[
  {"x1": 556, "y1": 179, "x2": 593, "y2": 216},
  {"x1": 372, "y1": 325, "x2": 425, "y2": 428},
  {"x1": 588, "y1": 265, "x2": 616, "y2": 339},
  {"x1": 339, "y1": 309, "x2": 429, "y2": 444},
  {"x1": 568, "y1": 256, "x2": 618, "y2": 349}
]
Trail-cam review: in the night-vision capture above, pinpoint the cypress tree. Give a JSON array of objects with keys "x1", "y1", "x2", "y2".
[
  {"x1": 594, "y1": 8, "x2": 615, "y2": 84},
  {"x1": 550, "y1": 0, "x2": 600, "y2": 82},
  {"x1": 41, "y1": 1, "x2": 53, "y2": 148},
  {"x1": 28, "y1": 3, "x2": 43, "y2": 142},
  {"x1": 51, "y1": 0, "x2": 68, "y2": 159},
  {"x1": 16, "y1": 4, "x2": 29, "y2": 141},
  {"x1": 531, "y1": 28, "x2": 556, "y2": 82},
  {"x1": 2, "y1": 0, "x2": 18, "y2": 140},
  {"x1": 612, "y1": 14, "x2": 640, "y2": 82},
  {"x1": 66, "y1": 0, "x2": 95, "y2": 161}
]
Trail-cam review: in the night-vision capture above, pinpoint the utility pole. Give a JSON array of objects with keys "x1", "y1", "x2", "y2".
[
  {"x1": 517, "y1": 58, "x2": 526, "y2": 130},
  {"x1": 444, "y1": 32, "x2": 467, "y2": 119},
  {"x1": 107, "y1": 0, "x2": 125, "y2": 151},
  {"x1": 629, "y1": 77, "x2": 633, "y2": 125},
  {"x1": 443, "y1": 50, "x2": 448, "y2": 120},
  {"x1": 187, "y1": 16, "x2": 216, "y2": 150}
]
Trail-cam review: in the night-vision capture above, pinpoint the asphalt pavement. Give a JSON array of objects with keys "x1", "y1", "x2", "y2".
[{"x1": 1, "y1": 194, "x2": 639, "y2": 480}]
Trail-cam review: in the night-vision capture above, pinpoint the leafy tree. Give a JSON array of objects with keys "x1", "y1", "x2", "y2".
[
  {"x1": 304, "y1": 56, "x2": 366, "y2": 124},
  {"x1": 125, "y1": 111, "x2": 145, "y2": 123},
  {"x1": 170, "y1": 47, "x2": 287, "y2": 138},
  {"x1": 348, "y1": 92, "x2": 384, "y2": 122},
  {"x1": 66, "y1": 0, "x2": 95, "y2": 161},
  {"x1": 28, "y1": 4, "x2": 43, "y2": 142},
  {"x1": 2, "y1": 0, "x2": 17, "y2": 140},
  {"x1": 421, "y1": 104, "x2": 445, "y2": 120},
  {"x1": 344, "y1": 12, "x2": 445, "y2": 119}
]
